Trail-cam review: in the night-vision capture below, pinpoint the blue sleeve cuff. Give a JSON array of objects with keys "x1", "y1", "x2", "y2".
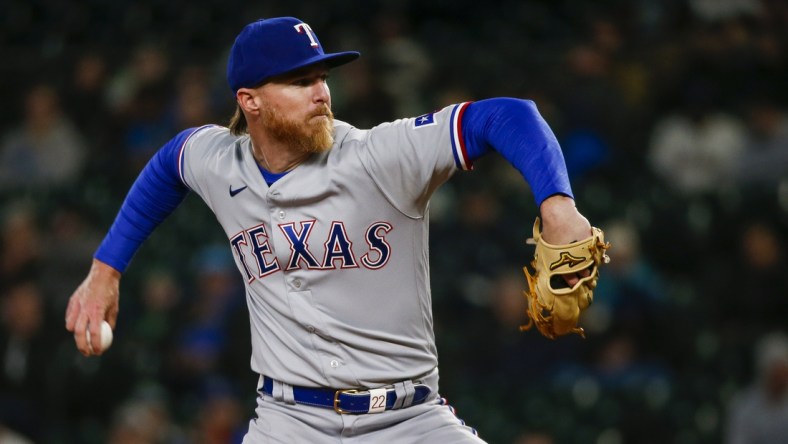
[
  {"x1": 94, "y1": 128, "x2": 198, "y2": 272},
  {"x1": 460, "y1": 98, "x2": 573, "y2": 206}
]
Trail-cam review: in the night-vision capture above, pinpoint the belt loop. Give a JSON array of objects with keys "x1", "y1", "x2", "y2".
[
  {"x1": 272, "y1": 379, "x2": 285, "y2": 402},
  {"x1": 401, "y1": 380, "x2": 416, "y2": 408},
  {"x1": 283, "y1": 382, "x2": 296, "y2": 405},
  {"x1": 392, "y1": 382, "x2": 406, "y2": 409}
]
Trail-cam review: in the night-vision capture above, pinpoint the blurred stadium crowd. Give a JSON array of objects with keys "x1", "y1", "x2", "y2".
[{"x1": 1, "y1": 0, "x2": 787, "y2": 443}]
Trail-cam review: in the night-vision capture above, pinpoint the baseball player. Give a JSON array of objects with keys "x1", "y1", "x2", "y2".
[{"x1": 65, "y1": 17, "x2": 594, "y2": 443}]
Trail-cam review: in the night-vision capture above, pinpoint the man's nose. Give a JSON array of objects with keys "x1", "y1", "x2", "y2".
[{"x1": 313, "y1": 81, "x2": 330, "y2": 104}]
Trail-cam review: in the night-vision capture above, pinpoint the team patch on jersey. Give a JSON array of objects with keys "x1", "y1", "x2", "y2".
[{"x1": 413, "y1": 112, "x2": 436, "y2": 128}]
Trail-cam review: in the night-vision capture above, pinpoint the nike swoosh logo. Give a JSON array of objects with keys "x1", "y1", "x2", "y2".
[{"x1": 229, "y1": 185, "x2": 248, "y2": 197}]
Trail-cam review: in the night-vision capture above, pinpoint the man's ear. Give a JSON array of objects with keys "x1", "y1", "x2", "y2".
[{"x1": 236, "y1": 88, "x2": 260, "y2": 115}]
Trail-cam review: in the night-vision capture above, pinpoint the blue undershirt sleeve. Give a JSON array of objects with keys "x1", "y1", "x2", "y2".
[
  {"x1": 94, "y1": 128, "x2": 196, "y2": 272},
  {"x1": 461, "y1": 98, "x2": 573, "y2": 206}
]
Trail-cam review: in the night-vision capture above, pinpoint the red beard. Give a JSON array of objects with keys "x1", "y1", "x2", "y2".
[{"x1": 260, "y1": 105, "x2": 334, "y2": 154}]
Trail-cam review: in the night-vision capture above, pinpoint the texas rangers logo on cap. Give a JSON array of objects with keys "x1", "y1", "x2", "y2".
[{"x1": 226, "y1": 17, "x2": 360, "y2": 93}]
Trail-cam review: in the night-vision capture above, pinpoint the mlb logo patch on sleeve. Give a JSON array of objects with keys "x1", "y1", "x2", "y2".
[{"x1": 413, "y1": 112, "x2": 436, "y2": 128}]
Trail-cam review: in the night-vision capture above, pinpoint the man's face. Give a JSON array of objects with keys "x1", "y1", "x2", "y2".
[{"x1": 257, "y1": 64, "x2": 334, "y2": 153}]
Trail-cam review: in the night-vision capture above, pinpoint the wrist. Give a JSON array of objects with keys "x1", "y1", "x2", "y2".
[
  {"x1": 539, "y1": 194, "x2": 576, "y2": 220},
  {"x1": 90, "y1": 258, "x2": 122, "y2": 280},
  {"x1": 537, "y1": 195, "x2": 591, "y2": 244}
]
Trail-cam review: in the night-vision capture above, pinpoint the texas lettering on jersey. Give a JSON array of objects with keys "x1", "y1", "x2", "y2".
[{"x1": 229, "y1": 219, "x2": 394, "y2": 283}]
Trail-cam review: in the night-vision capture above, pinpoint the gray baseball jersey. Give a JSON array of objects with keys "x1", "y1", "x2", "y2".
[{"x1": 178, "y1": 102, "x2": 472, "y2": 389}]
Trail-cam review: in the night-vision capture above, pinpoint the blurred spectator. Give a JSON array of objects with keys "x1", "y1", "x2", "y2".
[
  {"x1": 63, "y1": 51, "x2": 111, "y2": 140},
  {"x1": 62, "y1": 51, "x2": 114, "y2": 174},
  {"x1": 330, "y1": 57, "x2": 397, "y2": 129},
  {"x1": 734, "y1": 97, "x2": 788, "y2": 190},
  {"x1": 169, "y1": 245, "x2": 245, "y2": 395},
  {"x1": 0, "y1": 84, "x2": 88, "y2": 190},
  {"x1": 40, "y1": 202, "x2": 103, "y2": 314},
  {"x1": 0, "y1": 281, "x2": 51, "y2": 441},
  {"x1": 548, "y1": 331, "x2": 673, "y2": 443},
  {"x1": 188, "y1": 381, "x2": 246, "y2": 444},
  {"x1": 586, "y1": 219, "x2": 668, "y2": 337},
  {"x1": 725, "y1": 331, "x2": 788, "y2": 444},
  {"x1": 482, "y1": 268, "x2": 582, "y2": 384},
  {"x1": 107, "y1": 385, "x2": 186, "y2": 444},
  {"x1": 120, "y1": 83, "x2": 176, "y2": 176},
  {"x1": 373, "y1": 10, "x2": 432, "y2": 116},
  {"x1": 126, "y1": 269, "x2": 183, "y2": 381},
  {"x1": 590, "y1": 16, "x2": 650, "y2": 110},
  {"x1": 0, "y1": 203, "x2": 42, "y2": 289},
  {"x1": 488, "y1": 270, "x2": 528, "y2": 333},
  {"x1": 647, "y1": 80, "x2": 747, "y2": 197},
  {"x1": 107, "y1": 44, "x2": 174, "y2": 176},
  {"x1": 553, "y1": 331, "x2": 671, "y2": 391},
  {"x1": 681, "y1": 16, "x2": 768, "y2": 110},
  {"x1": 711, "y1": 219, "x2": 788, "y2": 330},
  {"x1": 553, "y1": 43, "x2": 621, "y2": 184},
  {"x1": 170, "y1": 65, "x2": 220, "y2": 130},
  {"x1": 106, "y1": 44, "x2": 172, "y2": 115}
]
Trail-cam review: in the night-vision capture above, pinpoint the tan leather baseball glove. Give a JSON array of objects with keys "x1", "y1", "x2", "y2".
[{"x1": 521, "y1": 217, "x2": 611, "y2": 339}]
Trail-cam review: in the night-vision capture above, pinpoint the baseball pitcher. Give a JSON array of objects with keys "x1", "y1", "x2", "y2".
[{"x1": 65, "y1": 16, "x2": 608, "y2": 443}]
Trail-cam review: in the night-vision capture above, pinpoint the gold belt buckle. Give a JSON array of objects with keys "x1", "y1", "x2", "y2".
[{"x1": 333, "y1": 389, "x2": 359, "y2": 414}]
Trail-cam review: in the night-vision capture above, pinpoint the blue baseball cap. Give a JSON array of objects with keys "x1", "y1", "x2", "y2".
[{"x1": 227, "y1": 17, "x2": 360, "y2": 94}]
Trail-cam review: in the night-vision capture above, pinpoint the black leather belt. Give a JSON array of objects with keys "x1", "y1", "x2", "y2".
[{"x1": 260, "y1": 376, "x2": 432, "y2": 414}]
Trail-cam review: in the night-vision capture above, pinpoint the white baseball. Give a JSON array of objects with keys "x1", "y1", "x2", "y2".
[{"x1": 87, "y1": 320, "x2": 114, "y2": 352}]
